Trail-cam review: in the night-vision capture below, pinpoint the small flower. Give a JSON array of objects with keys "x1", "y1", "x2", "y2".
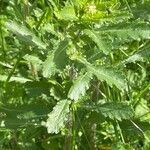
[{"x1": 87, "y1": 4, "x2": 97, "y2": 14}]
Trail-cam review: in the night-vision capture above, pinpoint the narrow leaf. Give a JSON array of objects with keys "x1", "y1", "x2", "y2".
[
  {"x1": 124, "y1": 46, "x2": 150, "y2": 63},
  {"x1": 99, "y1": 102, "x2": 134, "y2": 120},
  {"x1": 6, "y1": 21, "x2": 46, "y2": 49},
  {"x1": 85, "y1": 102, "x2": 134, "y2": 120},
  {"x1": 0, "y1": 75, "x2": 31, "y2": 83}
]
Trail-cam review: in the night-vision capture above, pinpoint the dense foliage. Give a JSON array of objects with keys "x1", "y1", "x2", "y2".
[{"x1": 0, "y1": 0, "x2": 150, "y2": 149}]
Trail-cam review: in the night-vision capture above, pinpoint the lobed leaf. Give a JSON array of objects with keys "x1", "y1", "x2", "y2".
[
  {"x1": 68, "y1": 72, "x2": 92, "y2": 101},
  {"x1": 42, "y1": 53, "x2": 56, "y2": 78},
  {"x1": 99, "y1": 102, "x2": 134, "y2": 120},
  {"x1": 78, "y1": 58, "x2": 127, "y2": 91},
  {"x1": 42, "y1": 100, "x2": 71, "y2": 134},
  {"x1": 85, "y1": 102, "x2": 134, "y2": 121},
  {"x1": 84, "y1": 23, "x2": 150, "y2": 54}
]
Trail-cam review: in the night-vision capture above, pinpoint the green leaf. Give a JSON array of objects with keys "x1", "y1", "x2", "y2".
[
  {"x1": 42, "y1": 53, "x2": 56, "y2": 78},
  {"x1": 57, "y1": 5, "x2": 77, "y2": 21},
  {"x1": 99, "y1": 102, "x2": 134, "y2": 120},
  {"x1": 86, "y1": 102, "x2": 134, "y2": 120},
  {"x1": 84, "y1": 29, "x2": 110, "y2": 55},
  {"x1": 84, "y1": 23, "x2": 150, "y2": 54},
  {"x1": 78, "y1": 58, "x2": 127, "y2": 91},
  {"x1": 6, "y1": 21, "x2": 46, "y2": 49},
  {"x1": 42, "y1": 100, "x2": 71, "y2": 134},
  {"x1": 68, "y1": 72, "x2": 92, "y2": 101},
  {"x1": 23, "y1": 54, "x2": 43, "y2": 71},
  {"x1": 90, "y1": 66, "x2": 127, "y2": 90},
  {"x1": 124, "y1": 46, "x2": 150, "y2": 63},
  {"x1": 42, "y1": 40, "x2": 68, "y2": 78},
  {"x1": 0, "y1": 102, "x2": 49, "y2": 129},
  {"x1": 98, "y1": 23, "x2": 150, "y2": 41},
  {"x1": 0, "y1": 75, "x2": 31, "y2": 83},
  {"x1": 54, "y1": 40, "x2": 69, "y2": 70}
]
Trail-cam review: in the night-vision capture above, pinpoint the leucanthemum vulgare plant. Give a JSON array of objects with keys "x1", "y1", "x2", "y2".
[{"x1": 0, "y1": 0, "x2": 150, "y2": 149}]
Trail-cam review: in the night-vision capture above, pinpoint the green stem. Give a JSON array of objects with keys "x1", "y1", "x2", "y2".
[
  {"x1": 116, "y1": 120, "x2": 125, "y2": 144},
  {"x1": 4, "y1": 55, "x2": 21, "y2": 89},
  {"x1": 133, "y1": 82, "x2": 150, "y2": 107}
]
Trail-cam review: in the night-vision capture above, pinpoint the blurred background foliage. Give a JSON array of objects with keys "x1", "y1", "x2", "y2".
[{"x1": 0, "y1": 0, "x2": 150, "y2": 149}]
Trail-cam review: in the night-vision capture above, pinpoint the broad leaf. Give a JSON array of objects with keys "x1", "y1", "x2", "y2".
[
  {"x1": 42, "y1": 40, "x2": 68, "y2": 78},
  {"x1": 0, "y1": 102, "x2": 49, "y2": 129},
  {"x1": 68, "y1": 72, "x2": 92, "y2": 101},
  {"x1": 23, "y1": 54, "x2": 43, "y2": 72},
  {"x1": 42, "y1": 100, "x2": 71, "y2": 134},
  {"x1": 89, "y1": 66, "x2": 127, "y2": 91},
  {"x1": 57, "y1": 5, "x2": 77, "y2": 21}
]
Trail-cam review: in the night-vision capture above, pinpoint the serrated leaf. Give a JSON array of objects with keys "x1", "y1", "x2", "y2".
[
  {"x1": 99, "y1": 102, "x2": 134, "y2": 120},
  {"x1": 89, "y1": 66, "x2": 127, "y2": 90},
  {"x1": 78, "y1": 58, "x2": 127, "y2": 91},
  {"x1": 124, "y1": 46, "x2": 150, "y2": 63},
  {"x1": 42, "y1": 40, "x2": 68, "y2": 78},
  {"x1": 84, "y1": 29, "x2": 110, "y2": 55},
  {"x1": 98, "y1": 23, "x2": 150, "y2": 40},
  {"x1": 86, "y1": 102, "x2": 134, "y2": 120},
  {"x1": 23, "y1": 54, "x2": 43, "y2": 71},
  {"x1": 42, "y1": 100, "x2": 71, "y2": 134},
  {"x1": 0, "y1": 75, "x2": 31, "y2": 83},
  {"x1": 6, "y1": 21, "x2": 46, "y2": 49},
  {"x1": 42, "y1": 53, "x2": 56, "y2": 78},
  {"x1": 68, "y1": 72, "x2": 92, "y2": 101},
  {"x1": 84, "y1": 23, "x2": 150, "y2": 54}
]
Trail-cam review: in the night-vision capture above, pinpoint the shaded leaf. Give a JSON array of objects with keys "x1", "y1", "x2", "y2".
[
  {"x1": 85, "y1": 102, "x2": 134, "y2": 120},
  {"x1": 84, "y1": 23, "x2": 150, "y2": 54},
  {"x1": 54, "y1": 40, "x2": 69, "y2": 70},
  {"x1": 0, "y1": 102, "x2": 49, "y2": 129},
  {"x1": 78, "y1": 58, "x2": 127, "y2": 91},
  {"x1": 124, "y1": 46, "x2": 150, "y2": 63}
]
